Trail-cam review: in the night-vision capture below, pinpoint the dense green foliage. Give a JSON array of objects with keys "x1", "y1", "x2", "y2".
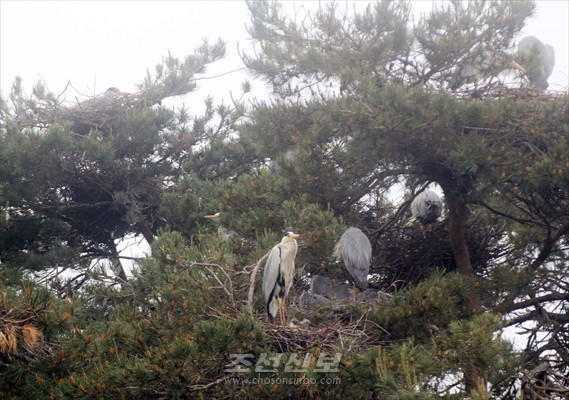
[{"x1": 1, "y1": 1, "x2": 568, "y2": 399}]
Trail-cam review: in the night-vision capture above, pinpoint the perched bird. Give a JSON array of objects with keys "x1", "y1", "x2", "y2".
[
  {"x1": 411, "y1": 189, "x2": 443, "y2": 225},
  {"x1": 330, "y1": 283, "x2": 352, "y2": 301},
  {"x1": 67, "y1": 87, "x2": 132, "y2": 134},
  {"x1": 310, "y1": 275, "x2": 359, "y2": 302},
  {"x1": 449, "y1": 50, "x2": 495, "y2": 89},
  {"x1": 263, "y1": 232, "x2": 299, "y2": 325},
  {"x1": 267, "y1": 148, "x2": 297, "y2": 175},
  {"x1": 104, "y1": 87, "x2": 130, "y2": 96},
  {"x1": 204, "y1": 212, "x2": 239, "y2": 242},
  {"x1": 310, "y1": 275, "x2": 333, "y2": 297},
  {"x1": 334, "y1": 227, "x2": 372, "y2": 295},
  {"x1": 513, "y1": 36, "x2": 555, "y2": 90},
  {"x1": 448, "y1": 39, "x2": 550, "y2": 90},
  {"x1": 299, "y1": 291, "x2": 330, "y2": 308}
]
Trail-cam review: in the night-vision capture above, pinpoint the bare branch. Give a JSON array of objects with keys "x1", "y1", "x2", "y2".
[{"x1": 246, "y1": 251, "x2": 271, "y2": 309}]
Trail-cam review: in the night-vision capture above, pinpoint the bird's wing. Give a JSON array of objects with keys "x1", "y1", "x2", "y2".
[
  {"x1": 341, "y1": 229, "x2": 372, "y2": 289},
  {"x1": 543, "y1": 44, "x2": 555, "y2": 78},
  {"x1": 263, "y1": 245, "x2": 281, "y2": 303},
  {"x1": 342, "y1": 234, "x2": 372, "y2": 271}
]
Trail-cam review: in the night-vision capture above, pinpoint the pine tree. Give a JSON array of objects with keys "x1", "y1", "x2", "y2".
[
  {"x1": 1, "y1": 1, "x2": 568, "y2": 399},
  {"x1": 0, "y1": 40, "x2": 226, "y2": 284}
]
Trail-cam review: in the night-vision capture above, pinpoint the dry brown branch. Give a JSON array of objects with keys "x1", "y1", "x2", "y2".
[
  {"x1": 189, "y1": 262, "x2": 236, "y2": 309},
  {"x1": 187, "y1": 375, "x2": 227, "y2": 391},
  {"x1": 246, "y1": 251, "x2": 271, "y2": 309},
  {"x1": 520, "y1": 361, "x2": 569, "y2": 400}
]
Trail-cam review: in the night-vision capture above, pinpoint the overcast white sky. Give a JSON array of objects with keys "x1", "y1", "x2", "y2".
[{"x1": 1, "y1": 0, "x2": 567, "y2": 113}]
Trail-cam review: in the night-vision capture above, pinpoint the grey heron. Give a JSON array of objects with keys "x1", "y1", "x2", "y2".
[
  {"x1": 267, "y1": 148, "x2": 297, "y2": 175},
  {"x1": 449, "y1": 50, "x2": 495, "y2": 89},
  {"x1": 67, "y1": 86, "x2": 132, "y2": 134},
  {"x1": 411, "y1": 189, "x2": 443, "y2": 225},
  {"x1": 263, "y1": 232, "x2": 299, "y2": 325},
  {"x1": 204, "y1": 213, "x2": 239, "y2": 242},
  {"x1": 513, "y1": 36, "x2": 555, "y2": 90},
  {"x1": 448, "y1": 39, "x2": 552, "y2": 90},
  {"x1": 334, "y1": 227, "x2": 372, "y2": 295},
  {"x1": 310, "y1": 275, "x2": 352, "y2": 302},
  {"x1": 105, "y1": 87, "x2": 129, "y2": 95},
  {"x1": 310, "y1": 275, "x2": 333, "y2": 297}
]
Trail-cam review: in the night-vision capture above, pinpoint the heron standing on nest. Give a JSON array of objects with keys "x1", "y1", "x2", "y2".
[
  {"x1": 411, "y1": 189, "x2": 443, "y2": 226},
  {"x1": 447, "y1": 39, "x2": 552, "y2": 90},
  {"x1": 263, "y1": 232, "x2": 299, "y2": 325},
  {"x1": 513, "y1": 36, "x2": 555, "y2": 90},
  {"x1": 334, "y1": 227, "x2": 372, "y2": 300}
]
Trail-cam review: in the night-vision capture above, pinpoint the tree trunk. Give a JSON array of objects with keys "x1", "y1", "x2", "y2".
[
  {"x1": 446, "y1": 195, "x2": 481, "y2": 313},
  {"x1": 110, "y1": 244, "x2": 128, "y2": 285},
  {"x1": 445, "y1": 194, "x2": 484, "y2": 393},
  {"x1": 136, "y1": 220, "x2": 155, "y2": 244}
]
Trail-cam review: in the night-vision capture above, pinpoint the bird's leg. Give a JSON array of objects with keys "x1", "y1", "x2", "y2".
[
  {"x1": 351, "y1": 284, "x2": 357, "y2": 303},
  {"x1": 276, "y1": 297, "x2": 283, "y2": 325},
  {"x1": 280, "y1": 296, "x2": 287, "y2": 326}
]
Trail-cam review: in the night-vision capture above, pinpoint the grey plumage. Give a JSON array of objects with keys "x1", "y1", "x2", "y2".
[
  {"x1": 217, "y1": 225, "x2": 238, "y2": 242},
  {"x1": 330, "y1": 283, "x2": 351, "y2": 301},
  {"x1": 263, "y1": 232, "x2": 299, "y2": 324},
  {"x1": 411, "y1": 189, "x2": 443, "y2": 225},
  {"x1": 310, "y1": 275, "x2": 333, "y2": 297},
  {"x1": 515, "y1": 36, "x2": 555, "y2": 90},
  {"x1": 449, "y1": 36, "x2": 555, "y2": 91},
  {"x1": 299, "y1": 291, "x2": 330, "y2": 307},
  {"x1": 334, "y1": 227, "x2": 372, "y2": 292},
  {"x1": 267, "y1": 148, "x2": 297, "y2": 175},
  {"x1": 449, "y1": 50, "x2": 494, "y2": 90},
  {"x1": 204, "y1": 212, "x2": 239, "y2": 242},
  {"x1": 309, "y1": 275, "x2": 357, "y2": 301}
]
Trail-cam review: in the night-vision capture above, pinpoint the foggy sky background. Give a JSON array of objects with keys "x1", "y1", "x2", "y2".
[{"x1": 1, "y1": 1, "x2": 567, "y2": 112}]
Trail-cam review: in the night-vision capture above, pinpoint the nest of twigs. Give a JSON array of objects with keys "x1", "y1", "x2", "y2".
[
  {"x1": 371, "y1": 215, "x2": 503, "y2": 290},
  {"x1": 262, "y1": 314, "x2": 380, "y2": 354},
  {"x1": 469, "y1": 85, "x2": 563, "y2": 101},
  {"x1": 61, "y1": 89, "x2": 155, "y2": 135},
  {"x1": 259, "y1": 290, "x2": 390, "y2": 355}
]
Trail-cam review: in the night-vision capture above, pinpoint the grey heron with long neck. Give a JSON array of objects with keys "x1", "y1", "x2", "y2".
[{"x1": 262, "y1": 232, "x2": 300, "y2": 325}]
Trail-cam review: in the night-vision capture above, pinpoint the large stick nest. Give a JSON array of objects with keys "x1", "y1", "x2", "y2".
[
  {"x1": 263, "y1": 317, "x2": 378, "y2": 354},
  {"x1": 61, "y1": 88, "x2": 156, "y2": 135},
  {"x1": 258, "y1": 290, "x2": 392, "y2": 355}
]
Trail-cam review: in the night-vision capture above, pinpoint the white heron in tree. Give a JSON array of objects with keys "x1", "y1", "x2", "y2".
[
  {"x1": 334, "y1": 227, "x2": 372, "y2": 299},
  {"x1": 411, "y1": 189, "x2": 443, "y2": 225},
  {"x1": 263, "y1": 232, "x2": 300, "y2": 325}
]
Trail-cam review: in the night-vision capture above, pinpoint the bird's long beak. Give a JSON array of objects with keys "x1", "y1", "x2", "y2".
[
  {"x1": 290, "y1": 233, "x2": 300, "y2": 239},
  {"x1": 204, "y1": 213, "x2": 220, "y2": 220},
  {"x1": 510, "y1": 59, "x2": 527, "y2": 73}
]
